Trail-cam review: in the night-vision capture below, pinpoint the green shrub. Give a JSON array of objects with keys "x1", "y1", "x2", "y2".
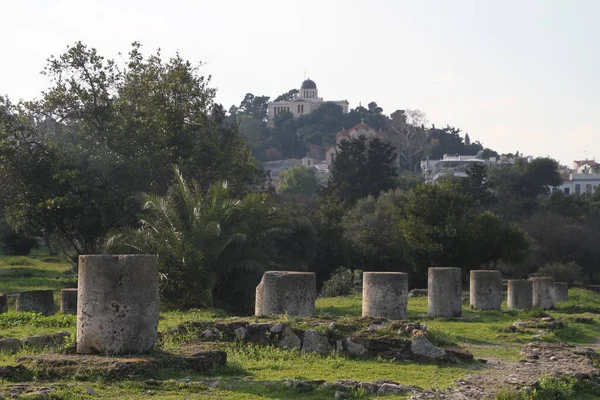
[
  {"x1": 0, "y1": 231, "x2": 37, "y2": 256},
  {"x1": 536, "y1": 261, "x2": 583, "y2": 285},
  {"x1": 4, "y1": 258, "x2": 34, "y2": 266},
  {"x1": 41, "y1": 257, "x2": 62, "y2": 263},
  {"x1": 320, "y1": 268, "x2": 354, "y2": 297},
  {"x1": 496, "y1": 375, "x2": 595, "y2": 400}
]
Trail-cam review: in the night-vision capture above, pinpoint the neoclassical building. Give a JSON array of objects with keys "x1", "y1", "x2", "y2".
[
  {"x1": 326, "y1": 122, "x2": 387, "y2": 167},
  {"x1": 267, "y1": 79, "x2": 349, "y2": 126}
]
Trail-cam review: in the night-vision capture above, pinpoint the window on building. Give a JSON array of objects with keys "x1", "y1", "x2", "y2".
[
  {"x1": 575, "y1": 184, "x2": 581, "y2": 194},
  {"x1": 586, "y1": 184, "x2": 592, "y2": 195},
  {"x1": 594, "y1": 185, "x2": 598, "y2": 193},
  {"x1": 564, "y1": 187, "x2": 570, "y2": 195}
]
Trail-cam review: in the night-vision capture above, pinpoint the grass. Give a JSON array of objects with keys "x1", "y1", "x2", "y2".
[
  {"x1": 497, "y1": 375, "x2": 600, "y2": 400},
  {"x1": 1, "y1": 253, "x2": 599, "y2": 399},
  {"x1": 0, "y1": 250, "x2": 74, "y2": 302}
]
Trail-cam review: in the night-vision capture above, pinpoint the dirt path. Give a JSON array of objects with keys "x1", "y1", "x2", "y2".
[{"x1": 411, "y1": 342, "x2": 599, "y2": 399}]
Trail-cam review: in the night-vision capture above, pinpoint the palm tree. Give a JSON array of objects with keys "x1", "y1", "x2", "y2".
[{"x1": 105, "y1": 166, "x2": 290, "y2": 309}]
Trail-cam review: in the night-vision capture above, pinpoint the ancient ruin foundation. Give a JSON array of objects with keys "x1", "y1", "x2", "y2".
[
  {"x1": 507, "y1": 279, "x2": 533, "y2": 309},
  {"x1": 530, "y1": 277, "x2": 555, "y2": 310},
  {"x1": 60, "y1": 288, "x2": 78, "y2": 315},
  {"x1": 255, "y1": 271, "x2": 316, "y2": 316},
  {"x1": 554, "y1": 282, "x2": 569, "y2": 303},
  {"x1": 362, "y1": 272, "x2": 408, "y2": 319},
  {"x1": 16, "y1": 290, "x2": 54, "y2": 316},
  {"x1": 77, "y1": 255, "x2": 160, "y2": 354},
  {"x1": 428, "y1": 267, "x2": 462, "y2": 317},
  {"x1": 469, "y1": 270, "x2": 503, "y2": 310},
  {"x1": 0, "y1": 294, "x2": 7, "y2": 313}
]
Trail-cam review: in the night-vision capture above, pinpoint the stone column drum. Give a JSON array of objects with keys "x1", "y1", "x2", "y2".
[
  {"x1": 362, "y1": 272, "x2": 408, "y2": 320},
  {"x1": 554, "y1": 282, "x2": 569, "y2": 303},
  {"x1": 0, "y1": 294, "x2": 7, "y2": 313},
  {"x1": 16, "y1": 290, "x2": 54, "y2": 316},
  {"x1": 507, "y1": 280, "x2": 533, "y2": 309},
  {"x1": 428, "y1": 267, "x2": 462, "y2": 317},
  {"x1": 470, "y1": 270, "x2": 503, "y2": 310},
  {"x1": 255, "y1": 271, "x2": 316, "y2": 316},
  {"x1": 60, "y1": 288, "x2": 78, "y2": 315},
  {"x1": 530, "y1": 277, "x2": 555, "y2": 310},
  {"x1": 77, "y1": 255, "x2": 160, "y2": 354}
]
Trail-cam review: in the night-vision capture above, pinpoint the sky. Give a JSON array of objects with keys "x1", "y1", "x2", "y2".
[{"x1": 2, "y1": 0, "x2": 599, "y2": 165}]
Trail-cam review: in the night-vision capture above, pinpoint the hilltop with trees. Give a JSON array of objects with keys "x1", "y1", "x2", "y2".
[{"x1": 0, "y1": 42, "x2": 597, "y2": 314}]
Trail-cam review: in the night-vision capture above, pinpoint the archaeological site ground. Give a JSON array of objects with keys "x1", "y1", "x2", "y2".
[{"x1": 0, "y1": 251, "x2": 599, "y2": 399}]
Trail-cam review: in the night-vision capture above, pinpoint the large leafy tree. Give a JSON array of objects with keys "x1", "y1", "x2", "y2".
[
  {"x1": 277, "y1": 165, "x2": 318, "y2": 196},
  {"x1": 400, "y1": 182, "x2": 529, "y2": 285},
  {"x1": 106, "y1": 168, "x2": 309, "y2": 311},
  {"x1": 326, "y1": 136, "x2": 398, "y2": 204},
  {"x1": 343, "y1": 189, "x2": 411, "y2": 276},
  {"x1": 0, "y1": 42, "x2": 263, "y2": 260},
  {"x1": 488, "y1": 157, "x2": 563, "y2": 218},
  {"x1": 236, "y1": 93, "x2": 270, "y2": 121}
]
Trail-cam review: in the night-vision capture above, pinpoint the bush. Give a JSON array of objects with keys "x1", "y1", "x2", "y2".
[
  {"x1": 0, "y1": 231, "x2": 37, "y2": 256},
  {"x1": 320, "y1": 268, "x2": 354, "y2": 297},
  {"x1": 536, "y1": 261, "x2": 583, "y2": 285}
]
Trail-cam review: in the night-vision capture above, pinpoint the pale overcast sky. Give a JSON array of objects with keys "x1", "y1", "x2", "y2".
[{"x1": 2, "y1": 0, "x2": 599, "y2": 164}]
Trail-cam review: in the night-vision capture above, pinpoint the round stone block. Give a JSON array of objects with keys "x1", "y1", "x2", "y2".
[
  {"x1": 507, "y1": 280, "x2": 533, "y2": 310},
  {"x1": 60, "y1": 288, "x2": 78, "y2": 315},
  {"x1": 428, "y1": 267, "x2": 462, "y2": 318},
  {"x1": 554, "y1": 282, "x2": 569, "y2": 303},
  {"x1": 469, "y1": 270, "x2": 503, "y2": 310},
  {"x1": 0, "y1": 294, "x2": 7, "y2": 314},
  {"x1": 16, "y1": 290, "x2": 54, "y2": 316},
  {"x1": 362, "y1": 272, "x2": 408, "y2": 319},
  {"x1": 255, "y1": 271, "x2": 316, "y2": 316},
  {"x1": 530, "y1": 277, "x2": 555, "y2": 310},
  {"x1": 77, "y1": 254, "x2": 159, "y2": 354}
]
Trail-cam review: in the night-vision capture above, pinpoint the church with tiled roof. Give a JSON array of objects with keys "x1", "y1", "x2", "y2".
[{"x1": 326, "y1": 122, "x2": 388, "y2": 167}]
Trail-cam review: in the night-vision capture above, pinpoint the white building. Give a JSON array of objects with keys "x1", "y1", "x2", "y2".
[
  {"x1": 267, "y1": 79, "x2": 349, "y2": 127},
  {"x1": 555, "y1": 173, "x2": 600, "y2": 195},
  {"x1": 421, "y1": 153, "x2": 513, "y2": 183}
]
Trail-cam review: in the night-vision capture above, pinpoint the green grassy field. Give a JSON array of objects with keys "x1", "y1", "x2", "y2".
[{"x1": 0, "y1": 252, "x2": 599, "y2": 399}]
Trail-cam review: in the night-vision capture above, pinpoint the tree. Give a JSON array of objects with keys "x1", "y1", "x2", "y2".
[
  {"x1": 0, "y1": 42, "x2": 263, "y2": 260},
  {"x1": 343, "y1": 189, "x2": 411, "y2": 277},
  {"x1": 271, "y1": 111, "x2": 306, "y2": 158},
  {"x1": 106, "y1": 167, "x2": 308, "y2": 311},
  {"x1": 237, "y1": 93, "x2": 270, "y2": 121},
  {"x1": 273, "y1": 89, "x2": 299, "y2": 102},
  {"x1": 277, "y1": 165, "x2": 318, "y2": 196},
  {"x1": 488, "y1": 157, "x2": 563, "y2": 218},
  {"x1": 460, "y1": 162, "x2": 492, "y2": 205},
  {"x1": 399, "y1": 182, "x2": 528, "y2": 285},
  {"x1": 326, "y1": 136, "x2": 398, "y2": 204},
  {"x1": 388, "y1": 109, "x2": 434, "y2": 170},
  {"x1": 469, "y1": 211, "x2": 529, "y2": 268}
]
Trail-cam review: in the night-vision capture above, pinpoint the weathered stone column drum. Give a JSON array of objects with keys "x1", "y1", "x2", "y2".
[
  {"x1": 507, "y1": 280, "x2": 533, "y2": 309},
  {"x1": 362, "y1": 272, "x2": 408, "y2": 320},
  {"x1": 530, "y1": 277, "x2": 555, "y2": 310},
  {"x1": 554, "y1": 282, "x2": 569, "y2": 303},
  {"x1": 470, "y1": 270, "x2": 503, "y2": 310},
  {"x1": 0, "y1": 294, "x2": 7, "y2": 313},
  {"x1": 428, "y1": 267, "x2": 462, "y2": 317},
  {"x1": 77, "y1": 255, "x2": 160, "y2": 354},
  {"x1": 255, "y1": 271, "x2": 316, "y2": 316},
  {"x1": 16, "y1": 290, "x2": 54, "y2": 316},
  {"x1": 60, "y1": 288, "x2": 78, "y2": 315}
]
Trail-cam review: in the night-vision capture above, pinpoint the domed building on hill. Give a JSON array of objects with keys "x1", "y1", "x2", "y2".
[{"x1": 267, "y1": 79, "x2": 349, "y2": 126}]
